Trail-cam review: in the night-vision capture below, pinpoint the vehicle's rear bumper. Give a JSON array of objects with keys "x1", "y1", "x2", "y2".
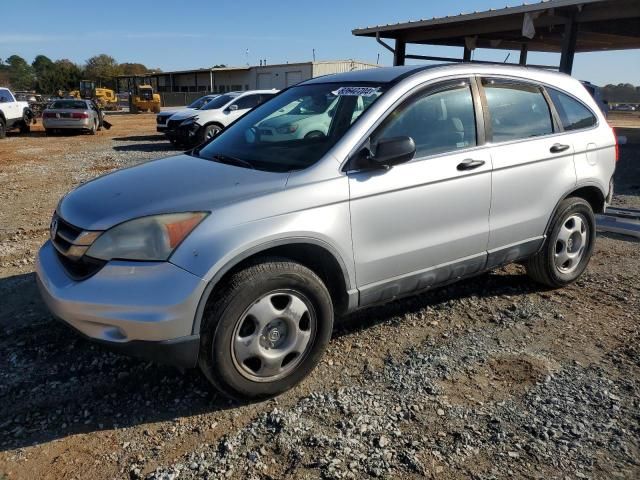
[
  {"x1": 43, "y1": 119, "x2": 91, "y2": 129},
  {"x1": 36, "y1": 240, "x2": 207, "y2": 367}
]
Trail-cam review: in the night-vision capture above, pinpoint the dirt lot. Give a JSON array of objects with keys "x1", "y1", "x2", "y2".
[{"x1": 0, "y1": 113, "x2": 638, "y2": 480}]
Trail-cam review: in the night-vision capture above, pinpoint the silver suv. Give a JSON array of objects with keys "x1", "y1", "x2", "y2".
[{"x1": 37, "y1": 64, "x2": 617, "y2": 399}]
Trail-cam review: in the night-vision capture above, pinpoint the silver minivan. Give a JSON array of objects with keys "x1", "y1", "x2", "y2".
[{"x1": 37, "y1": 64, "x2": 617, "y2": 399}]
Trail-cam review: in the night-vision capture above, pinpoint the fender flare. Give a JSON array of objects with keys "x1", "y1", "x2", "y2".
[
  {"x1": 190, "y1": 236, "x2": 355, "y2": 335},
  {"x1": 538, "y1": 180, "x2": 607, "y2": 252}
]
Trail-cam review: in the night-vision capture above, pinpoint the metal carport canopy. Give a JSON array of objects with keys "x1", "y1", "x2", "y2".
[{"x1": 352, "y1": 0, "x2": 640, "y2": 73}]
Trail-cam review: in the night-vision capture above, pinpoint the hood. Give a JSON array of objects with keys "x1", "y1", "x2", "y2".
[
  {"x1": 260, "y1": 114, "x2": 305, "y2": 129},
  {"x1": 158, "y1": 108, "x2": 191, "y2": 117},
  {"x1": 58, "y1": 155, "x2": 289, "y2": 230},
  {"x1": 169, "y1": 109, "x2": 200, "y2": 121}
]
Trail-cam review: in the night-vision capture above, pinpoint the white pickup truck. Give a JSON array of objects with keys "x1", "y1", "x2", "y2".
[{"x1": 0, "y1": 87, "x2": 33, "y2": 138}]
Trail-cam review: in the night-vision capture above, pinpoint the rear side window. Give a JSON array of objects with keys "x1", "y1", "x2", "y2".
[
  {"x1": 483, "y1": 81, "x2": 553, "y2": 142},
  {"x1": 372, "y1": 83, "x2": 477, "y2": 158},
  {"x1": 547, "y1": 88, "x2": 597, "y2": 131}
]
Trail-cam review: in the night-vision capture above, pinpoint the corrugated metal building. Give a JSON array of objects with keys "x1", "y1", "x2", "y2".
[{"x1": 117, "y1": 60, "x2": 378, "y2": 95}]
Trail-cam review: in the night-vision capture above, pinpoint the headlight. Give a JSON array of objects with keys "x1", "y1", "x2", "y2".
[
  {"x1": 86, "y1": 212, "x2": 208, "y2": 261},
  {"x1": 180, "y1": 117, "x2": 197, "y2": 127},
  {"x1": 276, "y1": 123, "x2": 298, "y2": 134}
]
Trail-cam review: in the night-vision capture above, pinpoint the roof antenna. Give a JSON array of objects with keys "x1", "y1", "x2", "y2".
[
  {"x1": 503, "y1": 53, "x2": 511, "y2": 63},
  {"x1": 313, "y1": 48, "x2": 316, "y2": 61}
]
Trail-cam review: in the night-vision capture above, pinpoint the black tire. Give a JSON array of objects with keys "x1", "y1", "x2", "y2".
[
  {"x1": 19, "y1": 109, "x2": 32, "y2": 134},
  {"x1": 89, "y1": 120, "x2": 97, "y2": 135},
  {"x1": 0, "y1": 118, "x2": 5, "y2": 139},
  {"x1": 45, "y1": 128, "x2": 53, "y2": 136},
  {"x1": 304, "y1": 130, "x2": 325, "y2": 139},
  {"x1": 199, "y1": 258, "x2": 334, "y2": 400},
  {"x1": 199, "y1": 124, "x2": 221, "y2": 143},
  {"x1": 526, "y1": 197, "x2": 595, "y2": 288}
]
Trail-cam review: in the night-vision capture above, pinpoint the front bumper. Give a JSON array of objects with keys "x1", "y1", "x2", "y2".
[
  {"x1": 166, "y1": 123, "x2": 199, "y2": 145},
  {"x1": 36, "y1": 241, "x2": 207, "y2": 367}
]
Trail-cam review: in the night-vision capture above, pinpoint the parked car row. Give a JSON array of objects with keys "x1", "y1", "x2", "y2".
[
  {"x1": 1, "y1": 86, "x2": 111, "y2": 137},
  {"x1": 157, "y1": 90, "x2": 278, "y2": 147}
]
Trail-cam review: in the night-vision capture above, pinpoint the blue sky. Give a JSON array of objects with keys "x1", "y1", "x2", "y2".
[{"x1": 1, "y1": 0, "x2": 638, "y2": 86}]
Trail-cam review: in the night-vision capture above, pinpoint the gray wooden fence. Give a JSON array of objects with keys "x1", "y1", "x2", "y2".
[{"x1": 160, "y1": 92, "x2": 214, "y2": 107}]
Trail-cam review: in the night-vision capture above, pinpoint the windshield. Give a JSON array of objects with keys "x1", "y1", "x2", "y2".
[
  {"x1": 189, "y1": 95, "x2": 217, "y2": 109},
  {"x1": 194, "y1": 83, "x2": 385, "y2": 172},
  {"x1": 50, "y1": 100, "x2": 87, "y2": 109},
  {"x1": 200, "y1": 94, "x2": 237, "y2": 110}
]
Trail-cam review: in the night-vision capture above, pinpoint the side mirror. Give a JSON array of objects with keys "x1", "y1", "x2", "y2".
[
  {"x1": 228, "y1": 104, "x2": 239, "y2": 111},
  {"x1": 0, "y1": 97, "x2": 6, "y2": 103},
  {"x1": 371, "y1": 136, "x2": 416, "y2": 168},
  {"x1": 348, "y1": 136, "x2": 416, "y2": 171}
]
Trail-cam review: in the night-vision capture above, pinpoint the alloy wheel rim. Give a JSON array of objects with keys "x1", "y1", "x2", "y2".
[
  {"x1": 231, "y1": 290, "x2": 316, "y2": 382},
  {"x1": 554, "y1": 213, "x2": 588, "y2": 274},
  {"x1": 206, "y1": 127, "x2": 219, "y2": 139}
]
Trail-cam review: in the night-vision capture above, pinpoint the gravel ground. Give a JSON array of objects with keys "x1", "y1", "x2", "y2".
[{"x1": 0, "y1": 114, "x2": 638, "y2": 479}]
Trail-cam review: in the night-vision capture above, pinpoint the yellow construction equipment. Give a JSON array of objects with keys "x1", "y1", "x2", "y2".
[
  {"x1": 130, "y1": 84, "x2": 161, "y2": 113},
  {"x1": 69, "y1": 81, "x2": 119, "y2": 110}
]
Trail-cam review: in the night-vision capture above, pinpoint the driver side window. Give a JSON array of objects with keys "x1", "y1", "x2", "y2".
[
  {"x1": 232, "y1": 95, "x2": 261, "y2": 110},
  {"x1": 372, "y1": 82, "x2": 477, "y2": 159}
]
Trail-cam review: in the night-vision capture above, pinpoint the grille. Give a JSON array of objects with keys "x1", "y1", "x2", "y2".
[
  {"x1": 51, "y1": 214, "x2": 105, "y2": 279},
  {"x1": 167, "y1": 119, "x2": 182, "y2": 131}
]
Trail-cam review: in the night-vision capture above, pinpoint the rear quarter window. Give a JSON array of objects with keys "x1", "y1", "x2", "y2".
[{"x1": 547, "y1": 88, "x2": 597, "y2": 131}]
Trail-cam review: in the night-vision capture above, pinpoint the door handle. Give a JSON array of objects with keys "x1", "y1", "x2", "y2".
[
  {"x1": 457, "y1": 159, "x2": 485, "y2": 171},
  {"x1": 550, "y1": 143, "x2": 570, "y2": 153}
]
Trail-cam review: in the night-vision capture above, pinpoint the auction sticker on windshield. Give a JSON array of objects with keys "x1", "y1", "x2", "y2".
[{"x1": 333, "y1": 87, "x2": 380, "y2": 97}]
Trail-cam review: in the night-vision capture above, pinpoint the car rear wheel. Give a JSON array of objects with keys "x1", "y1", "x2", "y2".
[
  {"x1": 89, "y1": 120, "x2": 97, "y2": 135},
  {"x1": 198, "y1": 258, "x2": 334, "y2": 400},
  {"x1": 526, "y1": 197, "x2": 595, "y2": 288},
  {"x1": 0, "y1": 118, "x2": 6, "y2": 139}
]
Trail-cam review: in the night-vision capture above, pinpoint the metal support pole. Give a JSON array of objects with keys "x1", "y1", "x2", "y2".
[
  {"x1": 393, "y1": 39, "x2": 406, "y2": 66},
  {"x1": 519, "y1": 44, "x2": 528, "y2": 65},
  {"x1": 463, "y1": 46, "x2": 472, "y2": 62},
  {"x1": 559, "y1": 15, "x2": 577, "y2": 74}
]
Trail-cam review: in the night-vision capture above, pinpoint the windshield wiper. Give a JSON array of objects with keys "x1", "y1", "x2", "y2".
[{"x1": 210, "y1": 154, "x2": 255, "y2": 170}]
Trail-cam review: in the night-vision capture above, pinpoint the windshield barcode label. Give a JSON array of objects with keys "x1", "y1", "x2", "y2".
[{"x1": 333, "y1": 87, "x2": 380, "y2": 97}]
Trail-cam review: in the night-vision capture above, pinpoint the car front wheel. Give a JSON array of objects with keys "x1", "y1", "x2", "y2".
[
  {"x1": 199, "y1": 258, "x2": 334, "y2": 400},
  {"x1": 526, "y1": 197, "x2": 595, "y2": 288},
  {"x1": 200, "y1": 124, "x2": 221, "y2": 143}
]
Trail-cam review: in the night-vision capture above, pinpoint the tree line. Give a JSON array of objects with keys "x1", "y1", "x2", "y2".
[
  {"x1": 0, "y1": 54, "x2": 160, "y2": 94},
  {"x1": 601, "y1": 84, "x2": 640, "y2": 103}
]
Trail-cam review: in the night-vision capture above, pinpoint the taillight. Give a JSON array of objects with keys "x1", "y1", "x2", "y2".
[
  {"x1": 612, "y1": 126, "x2": 619, "y2": 162},
  {"x1": 71, "y1": 112, "x2": 89, "y2": 119}
]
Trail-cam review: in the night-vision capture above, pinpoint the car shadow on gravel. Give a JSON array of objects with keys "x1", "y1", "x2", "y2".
[
  {"x1": 113, "y1": 135, "x2": 166, "y2": 142},
  {"x1": 0, "y1": 268, "x2": 545, "y2": 452},
  {"x1": 112, "y1": 142, "x2": 178, "y2": 153},
  {"x1": 0, "y1": 273, "x2": 237, "y2": 452}
]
